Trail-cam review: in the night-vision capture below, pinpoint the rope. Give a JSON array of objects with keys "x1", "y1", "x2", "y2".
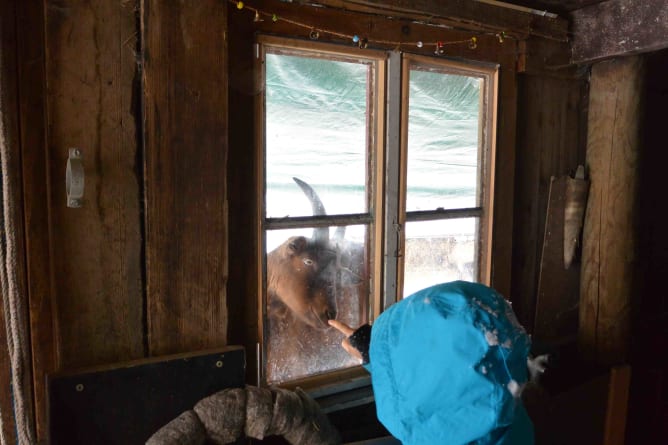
[{"x1": 0, "y1": 35, "x2": 37, "y2": 445}]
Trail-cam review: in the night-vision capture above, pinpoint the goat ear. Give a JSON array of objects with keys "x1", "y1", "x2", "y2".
[{"x1": 288, "y1": 236, "x2": 307, "y2": 254}]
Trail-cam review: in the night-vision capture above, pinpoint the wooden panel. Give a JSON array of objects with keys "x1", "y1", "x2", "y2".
[
  {"x1": 533, "y1": 365, "x2": 631, "y2": 444},
  {"x1": 227, "y1": 10, "x2": 260, "y2": 384},
  {"x1": 579, "y1": 57, "x2": 644, "y2": 366},
  {"x1": 45, "y1": 0, "x2": 144, "y2": 368},
  {"x1": 534, "y1": 176, "x2": 583, "y2": 345},
  {"x1": 48, "y1": 347, "x2": 245, "y2": 445},
  {"x1": 490, "y1": 58, "x2": 518, "y2": 299},
  {"x1": 313, "y1": 0, "x2": 569, "y2": 41},
  {"x1": 142, "y1": 0, "x2": 229, "y2": 356},
  {"x1": 248, "y1": 2, "x2": 521, "y2": 67},
  {"x1": 511, "y1": 74, "x2": 587, "y2": 330},
  {"x1": 14, "y1": 0, "x2": 56, "y2": 440},
  {"x1": 572, "y1": 0, "x2": 668, "y2": 64}
]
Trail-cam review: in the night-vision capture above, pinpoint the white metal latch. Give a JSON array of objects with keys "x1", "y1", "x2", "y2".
[{"x1": 66, "y1": 148, "x2": 84, "y2": 208}]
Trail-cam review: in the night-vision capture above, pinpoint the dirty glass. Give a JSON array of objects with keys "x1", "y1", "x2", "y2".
[
  {"x1": 263, "y1": 48, "x2": 374, "y2": 383},
  {"x1": 265, "y1": 225, "x2": 369, "y2": 383},
  {"x1": 265, "y1": 53, "x2": 369, "y2": 218},
  {"x1": 405, "y1": 69, "x2": 481, "y2": 212},
  {"x1": 403, "y1": 218, "x2": 478, "y2": 297},
  {"x1": 402, "y1": 63, "x2": 484, "y2": 298}
]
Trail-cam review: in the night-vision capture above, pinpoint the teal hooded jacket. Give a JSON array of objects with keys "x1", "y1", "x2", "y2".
[{"x1": 365, "y1": 281, "x2": 534, "y2": 445}]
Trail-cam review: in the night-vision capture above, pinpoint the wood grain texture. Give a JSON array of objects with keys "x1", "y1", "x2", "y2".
[
  {"x1": 313, "y1": 0, "x2": 569, "y2": 41},
  {"x1": 490, "y1": 59, "x2": 518, "y2": 299},
  {"x1": 534, "y1": 177, "x2": 582, "y2": 345},
  {"x1": 227, "y1": 11, "x2": 259, "y2": 384},
  {"x1": 572, "y1": 0, "x2": 668, "y2": 63},
  {"x1": 512, "y1": 74, "x2": 587, "y2": 331},
  {"x1": 142, "y1": 0, "x2": 229, "y2": 356},
  {"x1": 14, "y1": 0, "x2": 55, "y2": 440},
  {"x1": 249, "y1": 2, "x2": 520, "y2": 67},
  {"x1": 579, "y1": 57, "x2": 644, "y2": 366},
  {"x1": 45, "y1": 0, "x2": 144, "y2": 368}
]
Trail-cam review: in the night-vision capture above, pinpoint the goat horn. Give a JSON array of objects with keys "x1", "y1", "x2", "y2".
[{"x1": 293, "y1": 177, "x2": 329, "y2": 243}]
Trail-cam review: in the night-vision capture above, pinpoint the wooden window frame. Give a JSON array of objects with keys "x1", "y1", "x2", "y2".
[{"x1": 255, "y1": 36, "x2": 499, "y2": 390}]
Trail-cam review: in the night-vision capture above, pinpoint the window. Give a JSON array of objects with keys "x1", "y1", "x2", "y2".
[{"x1": 257, "y1": 37, "x2": 497, "y2": 385}]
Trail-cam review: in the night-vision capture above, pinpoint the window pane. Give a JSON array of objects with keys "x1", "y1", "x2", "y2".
[
  {"x1": 406, "y1": 68, "x2": 481, "y2": 211},
  {"x1": 265, "y1": 225, "x2": 370, "y2": 383},
  {"x1": 265, "y1": 53, "x2": 370, "y2": 218},
  {"x1": 403, "y1": 218, "x2": 478, "y2": 297}
]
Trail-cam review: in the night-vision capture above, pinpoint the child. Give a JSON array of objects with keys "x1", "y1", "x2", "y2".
[{"x1": 329, "y1": 281, "x2": 534, "y2": 445}]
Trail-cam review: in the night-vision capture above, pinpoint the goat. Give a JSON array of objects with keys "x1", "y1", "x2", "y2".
[{"x1": 265, "y1": 178, "x2": 367, "y2": 382}]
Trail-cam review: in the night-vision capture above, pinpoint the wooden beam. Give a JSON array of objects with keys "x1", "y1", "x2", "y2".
[
  {"x1": 15, "y1": 0, "x2": 56, "y2": 440},
  {"x1": 142, "y1": 0, "x2": 229, "y2": 356},
  {"x1": 313, "y1": 0, "x2": 569, "y2": 41},
  {"x1": 579, "y1": 57, "x2": 644, "y2": 366},
  {"x1": 572, "y1": 0, "x2": 668, "y2": 64}
]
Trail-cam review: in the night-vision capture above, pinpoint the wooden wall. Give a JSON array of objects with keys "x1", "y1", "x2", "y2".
[
  {"x1": 8, "y1": 0, "x2": 229, "y2": 441},
  {"x1": 511, "y1": 72, "x2": 588, "y2": 335}
]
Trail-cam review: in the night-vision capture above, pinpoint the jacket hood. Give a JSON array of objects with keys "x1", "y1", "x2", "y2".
[{"x1": 367, "y1": 281, "x2": 534, "y2": 445}]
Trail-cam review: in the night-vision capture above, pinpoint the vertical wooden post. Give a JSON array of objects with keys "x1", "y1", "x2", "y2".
[
  {"x1": 142, "y1": 0, "x2": 229, "y2": 356},
  {"x1": 579, "y1": 56, "x2": 644, "y2": 365}
]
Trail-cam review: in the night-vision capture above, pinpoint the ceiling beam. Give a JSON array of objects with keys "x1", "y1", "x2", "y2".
[
  {"x1": 311, "y1": 0, "x2": 569, "y2": 41},
  {"x1": 571, "y1": 0, "x2": 668, "y2": 64}
]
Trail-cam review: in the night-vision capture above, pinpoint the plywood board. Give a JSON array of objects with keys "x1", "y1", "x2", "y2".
[{"x1": 48, "y1": 347, "x2": 245, "y2": 445}]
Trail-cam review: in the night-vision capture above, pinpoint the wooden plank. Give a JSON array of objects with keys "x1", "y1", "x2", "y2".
[
  {"x1": 490, "y1": 55, "x2": 518, "y2": 299},
  {"x1": 142, "y1": 0, "x2": 229, "y2": 356},
  {"x1": 45, "y1": 0, "x2": 144, "y2": 368},
  {"x1": 603, "y1": 365, "x2": 631, "y2": 445},
  {"x1": 247, "y1": 2, "x2": 523, "y2": 67},
  {"x1": 14, "y1": 0, "x2": 57, "y2": 440},
  {"x1": 511, "y1": 74, "x2": 587, "y2": 332},
  {"x1": 534, "y1": 365, "x2": 631, "y2": 444},
  {"x1": 534, "y1": 177, "x2": 582, "y2": 345},
  {"x1": 517, "y1": 38, "x2": 582, "y2": 78},
  {"x1": 227, "y1": 10, "x2": 260, "y2": 384},
  {"x1": 48, "y1": 346, "x2": 245, "y2": 445},
  {"x1": 313, "y1": 0, "x2": 569, "y2": 41},
  {"x1": 579, "y1": 57, "x2": 644, "y2": 366},
  {"x1": 572, "y1": 0, "x2": 668, "y2": 64}
]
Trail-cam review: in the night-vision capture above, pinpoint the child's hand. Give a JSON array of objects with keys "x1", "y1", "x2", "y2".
[{"x1": 328, "y1": 320, "x2": 364, "y2": 362}]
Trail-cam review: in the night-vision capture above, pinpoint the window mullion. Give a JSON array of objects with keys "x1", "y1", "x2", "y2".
[{"x1": 381, "y1": 51, "x2": 403, "y2": 312}]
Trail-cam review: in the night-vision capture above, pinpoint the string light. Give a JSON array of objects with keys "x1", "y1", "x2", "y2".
[{"x1": 229, "y1": 0, "x2": 500, "y2": 51}]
